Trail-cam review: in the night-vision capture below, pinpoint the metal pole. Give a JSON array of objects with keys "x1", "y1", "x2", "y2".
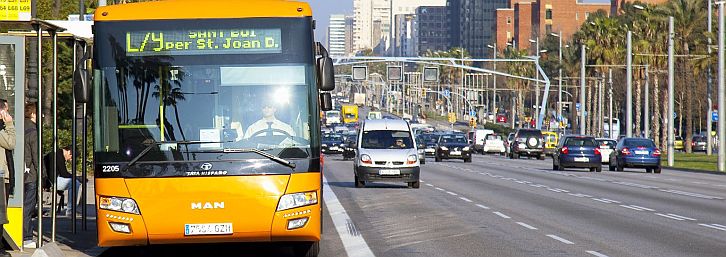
[
  {"x1": 71, "y1": 41, "x2": 77, "y2": 234},
  {"x1": 34, "y1": 23, "x2": 43, "y2": 248},
  {"x1": 580, "y1": 44, "x2": 586, "y2": 135},
  {"x1": 609, "y1": 69, "x2": 613, "y2": 139},
  {"x1": 668, "y1": 16, "x2": 675, "y2": 167},
  {"x1": 644, "y1": 65, "x2": 650, "y2": 138},
  {"x1": 51, "y1": 30, "x2": 58, "y2": 242},
  {"x1": 599, "y1": 76, "x2": 604, "y2": 137},
  {"x1": 719, "y1": 5, "x2": 725, "y2": 171},
  {"x1": 82, "y1": 43, "x2": 89, "y2": 230},
  {"x1": 535, "y1": 38, "x2": 540, "y2": 123},
  {"x1": 558, "y1": 31, "x2": 563, "y2": 133},
  {"x1": 627, "y1": 30, "x2": 633, "y2": 137}
]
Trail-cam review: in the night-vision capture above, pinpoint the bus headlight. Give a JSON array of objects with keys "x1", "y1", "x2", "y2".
[
  {"x1": 99, "y1": 196, "x2": 140, "y2": 215},
  {"x1": 277, "y1": 191, "x2": 318, "y2": 211}
]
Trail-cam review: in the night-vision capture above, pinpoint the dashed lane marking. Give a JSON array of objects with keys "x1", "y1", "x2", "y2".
[
  {"x1": 664, "y1": 213, "x2": 696, "y2": 221},
  {"x1": 655, "y1": 213, "x2": 685, "y2": 221},
  {"x1": 322, "y1": 177, "x2": 376, "y2": 257},
  {"x1": 493, "y1": 212, "x2": 511, "y2": 219},
  {"x1": 475, "y1": 204, "x2": 490, "y2": 209},
  {"x1": 516, "y1": 222, "x2": 538, "y2": 230},
  {"x1": 425, "y1": 183, "x2": 434, "y2": 187},
  {"x1": 658, "y1": 189, "x2": 725, "y2": 200},
  {"x1": 435, "y1": 187, "x2": 445, "y2": 191},
  {"x1": 547, "y1": 234, "x2": 575, "y2": 245},
  {"x1": 459, "y1": 197, "x2": 473, "y2": 202},
  {"x1": 586, "y1": 250, "x2": 610, "y2": 257},
  {"x1": 446, "y1": 191, "x2": 458, "y2": 196},
  {"x1": 699, "y1": 223, "x2": 726, "y2": 231}
]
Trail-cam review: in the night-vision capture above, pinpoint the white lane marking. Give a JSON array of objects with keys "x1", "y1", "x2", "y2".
[
  {"x1": 446, "y1": 191, "x2": 458, "y2": 196},
  {"x1": 420, "y1": 180, "x2": 425, "y2": 183},
  {"x1": 322, "y1": 177, "x2": 376, "y2": 257},
  {"x1": 493, "y1": 212, "x2": 511, "y2": 219},
  {"x1": 546, "y1": 234, "x2": 574, "y2": 245},
  {"x1": 619, "y1": 205, "x2": 646, "y2": 211},
  {"x1": 656, "y1": 213, "x2": 685, "y2": 221},
  {"x1": 425, "y1": 183, "x2": 434, "y2": 187},
  {"x1": 459, "y1": 197, "x2": 473, "y2": 202},
  {"x1": 475, "y1": 204, "x2": 490, "y2": 209},
  {"x1": 568, "y1": 193, "x2": 591, "y2": 198},
  {"x1": 665, "y1": 214, "x2": 696, "y2": 221},
  {"x1": 613, "y1": 181, "x2": 658, "y2": 189},
  {"x1": 587, "y1": 250, "x2": 610, "y2": 257},
  {"x1": 516, "y1": 222, "x2": 538, "y2": 230},
  {"x1": 699, "y1": 223, "x2": 726, "y2": 231},
  {"x1": 691, "y1": 181, "x2": 707, "y2": 185},
  {"x1": 435, "y1": 187, "x2": 445, "y2": 191},
  {"x1": 592, "y1": 198, "x2": 616, "y2": 204},
  {"x1": 628, "y1": 205, "x2": 654, "y2": 211},
  {"x1": 658, "y1": 189, "x2": 725, "y2": 200}
]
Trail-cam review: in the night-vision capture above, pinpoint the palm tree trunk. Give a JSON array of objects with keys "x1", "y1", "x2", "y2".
[
  {"x1": 652, "y1": 75, "x2": 661, "y2": 148},
  {"x1": 635, "y1": 78, "x2": 642, "y2": 137},
  {"x1": 684, "y1": 58, "x2": 694, "y2": 154}
]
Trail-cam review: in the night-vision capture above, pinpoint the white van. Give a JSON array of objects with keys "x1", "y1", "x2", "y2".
[
  {"x1": 325, "y1": 110, "x2": 341, "y2": 126},
  {"x1": 468, "y1": 129, "x2": 494, "y2": 154},
  {"x1": 354, "y1": 119, "x2": 420, "y2": 188}
]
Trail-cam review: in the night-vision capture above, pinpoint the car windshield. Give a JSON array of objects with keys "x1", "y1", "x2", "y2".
[
  {"x1": 326, "y1": 112, "x2": 340, "y2": 117},
  {"x1": 361, "y1": 130, "x2": 413, "y2": 149},
  {"x1": 624, "y1": 139, "x2": 656, "y2": 148},
  {"x1": 441, "y1": 136, "x2": 467, "y2": 144},
  {"x1": 564, "y1": 137, "x2": 596, "y2": 147}
]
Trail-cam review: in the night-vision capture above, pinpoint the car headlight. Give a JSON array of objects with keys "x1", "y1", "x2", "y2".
[
  {"x1": 360, "y1": 154, "x2": 372, "y2": 164},
  {"x1": 463, "y1": 147, "x2": 470, "y2": 151},
  {"x1": 277, "y1": 191, "x2": 318, "y2": 211},
  {"x1": 322, "y1": 144, "x2": 328, "y2": 147},
  {"x1": 99, "y1": 196, "x2": 140, "y2": 215},
  {"x1": 407, "y1": 154, "x2": 418, "y2": 164},
  {"x1": 441, "y1": 146, "x2": 448, "y2": 151}
]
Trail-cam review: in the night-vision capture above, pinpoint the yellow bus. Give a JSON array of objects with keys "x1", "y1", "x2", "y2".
[
  {"x1": 342, "y1": 105, "x2": 358, "y2": 123},
  {"x1": 90, "y1": 1, "x2": 334, "y2": 255}
]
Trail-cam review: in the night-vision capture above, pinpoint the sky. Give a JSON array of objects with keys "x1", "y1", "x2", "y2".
[{"x1": 304, "y1": 0, "x2": 353, "y2": 44}]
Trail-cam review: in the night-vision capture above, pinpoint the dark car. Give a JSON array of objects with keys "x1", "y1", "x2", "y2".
[
  {"x1": 509, "y1": 129, "x2": 545, "y2": 160},
  {"x1": 322, "y1": 134, "x2": 345, "y2": 154},
  {"x1": 692, "y1": 135, "x2": 707, "y2": 152},
  {"x1": 435, "y1": 134, "x2": 472, "y2": 162},
  {"x1": 342, "y1": 133, "x2": 358, "y2": 160},
  {"x1": 553, "y1": 136, "x2": 602, "y2": 172},
  {"x1": 609, "y1": 137, "x2": 661, "y2": 173},
  {"x1": 418, "y1": 133, "x2": 439, "y2": 157}
]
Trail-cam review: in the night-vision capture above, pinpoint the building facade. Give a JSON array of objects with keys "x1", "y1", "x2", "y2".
[
  {"x1": 394, "y1": 14, "x2": 416, "y2": 56},
  {"x1": 415, "y1": 6, "x2": 450, "y2": 55},
  {"x1": 328, "y1": 14, "x2": 347, "y2": 56},
  {"x1": 457, "y1": 0, "x2": 510, "y2": 59}
]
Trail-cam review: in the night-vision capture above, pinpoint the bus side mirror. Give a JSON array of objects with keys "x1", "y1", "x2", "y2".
[
  {"x1": 320, "y1": 93, "x2": 332, "y2": 111},
  {"x1": 73, "y1": 54, "x2": 90, "y2": 103},
  {"x1": 317, "y1": 56, "x2": 335, "y2": 91}
]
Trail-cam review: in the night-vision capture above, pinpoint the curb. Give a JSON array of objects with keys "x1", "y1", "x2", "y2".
[{"x1": 664, "y1": 166, "x2": 726, "y2": 176}]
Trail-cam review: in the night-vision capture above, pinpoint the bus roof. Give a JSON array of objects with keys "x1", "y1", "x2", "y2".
[{"x1": 95, "y1": 0, "x2": 312, "y2": 21}]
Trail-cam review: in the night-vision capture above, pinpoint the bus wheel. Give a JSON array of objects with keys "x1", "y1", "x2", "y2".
[{"x1": 293, "y1": 241, "x2": 320, "y2": 257}]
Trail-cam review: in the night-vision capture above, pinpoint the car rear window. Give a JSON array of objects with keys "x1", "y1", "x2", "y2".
[
  {"x1": 564, "y1": 137, "x2": 596, "y2": 147},
  {"x1": 623, "y1": 139, "x2": 656, "y2": 148},
  {"x1": 597, "y1": 140, "x2": 617, "y2": 148},
  {"x1": 517, "y1": 130, "x2": 542, "y2": 138},
  {"x1": 486, "y1": 134, "x2": 502, "y2": 140},
  {"x1": 361, "y1": 130, "x2": 413, "y2": 149}
]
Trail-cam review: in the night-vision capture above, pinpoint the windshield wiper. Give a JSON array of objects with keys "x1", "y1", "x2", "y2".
[
  {"x1": 220, "y1": 148, "x2": 296, "y2": 170},
  {"x1": 123, "y1": 140, "x2": 230, "y2": 172}
]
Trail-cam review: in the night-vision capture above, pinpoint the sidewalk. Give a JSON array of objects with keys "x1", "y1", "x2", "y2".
[{"x1": 13, "y1": 181, "x2": 102, "y2": 257}]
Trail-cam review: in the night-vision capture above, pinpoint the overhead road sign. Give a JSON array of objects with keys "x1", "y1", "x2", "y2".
[
  {"x1": 423, "y1": 67, "x2": 439, "y2": 82},
  {"x1": 387, "y1": 65, "x2": 403, "y2": 81},
  {"x1": 352, "y1": 66, "x2": 368, "y2": 81}
]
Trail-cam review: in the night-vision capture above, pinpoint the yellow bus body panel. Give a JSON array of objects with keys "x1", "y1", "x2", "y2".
[
  {"x1": 96, "y1": 172, "x2": 321, "y2": 246},
  {"x1": 95, "y1": 0, "x2": 312, "y2": 21}
]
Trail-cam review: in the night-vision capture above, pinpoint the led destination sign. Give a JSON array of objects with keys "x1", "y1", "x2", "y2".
[{"x1": 125, "y1": 28, "x2": 282, "y2": 56}]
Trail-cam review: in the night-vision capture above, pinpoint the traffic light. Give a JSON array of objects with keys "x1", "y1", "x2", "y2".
[
  {"x1": 448, "y1": 112, "x2": 457, "y2": 123},
  {"x1": 469, "y1": 117, "x2": 477, "y2": 127}
]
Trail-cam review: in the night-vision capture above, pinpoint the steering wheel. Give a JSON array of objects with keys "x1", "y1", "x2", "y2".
[{"x1": 249, "y1": 128, "x2": 292, "y2": 138}]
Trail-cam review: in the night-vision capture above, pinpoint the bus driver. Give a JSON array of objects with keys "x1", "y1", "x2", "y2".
[{"x1": 244, "y1": 103, "x2": 296, "y2": 140}]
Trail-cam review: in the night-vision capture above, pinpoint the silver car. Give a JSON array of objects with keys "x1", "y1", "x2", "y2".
[{"x1": 354, "y1": 119, "x2": 421, "y2": 188}]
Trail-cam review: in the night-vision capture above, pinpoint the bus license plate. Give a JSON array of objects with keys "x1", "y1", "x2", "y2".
[
  {"x1": 184, "y1": 223, "x2": 233, "y2": 236},
  {"x1": 574, "y1": 157, "x2": 589, "y2": 162},
  {"x1": 379, "y1": 169, "x2": 400, "y2": 175}
]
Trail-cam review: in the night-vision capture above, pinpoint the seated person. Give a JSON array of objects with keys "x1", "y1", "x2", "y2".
[
  {"x1": 244, "y1": 103, "x2": 296, "y2": 139},
  {"x1": 42, "y1": 146, "x2": 80, "y2": 216},
  {"x1": 392, "y1": 138, "x2": 407, "y2": 149}
]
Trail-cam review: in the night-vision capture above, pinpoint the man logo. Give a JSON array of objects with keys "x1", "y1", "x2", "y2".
[
  {"x1": 200, "y1": 163, "x2": 213, "y2": 171},
  {"x1": 191, "y1": 202, "x2": 225, "y2": 210}
]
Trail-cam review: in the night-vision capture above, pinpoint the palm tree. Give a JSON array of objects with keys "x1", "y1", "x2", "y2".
[{"x1": 504, "y1": 47, "x2": 535, "y2": 127}]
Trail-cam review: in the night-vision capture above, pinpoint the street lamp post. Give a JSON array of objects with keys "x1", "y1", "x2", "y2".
[
  {"x1": 551, "y1": 31, "x2": 564, "y2": 133},
  {"x1": 530, "y1": 38, "x2": 540, "y2": 122},
  {"x1": 487, "y1": 44, "x2": 497, "y2": 118},
  {"x1": 719, "y1": 3, "x2": 725, "y2": 171},
  {"x1": 668, "y1": 16, "x2": 675, "y2": 167},
  {"x1": 580, "y1": 44, "x2": 586, "y2": 135}
]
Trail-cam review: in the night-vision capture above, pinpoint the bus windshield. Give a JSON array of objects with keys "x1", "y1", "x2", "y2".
[{"x1": 93, "y1": 18, "x2": 318, "y2": 176}]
